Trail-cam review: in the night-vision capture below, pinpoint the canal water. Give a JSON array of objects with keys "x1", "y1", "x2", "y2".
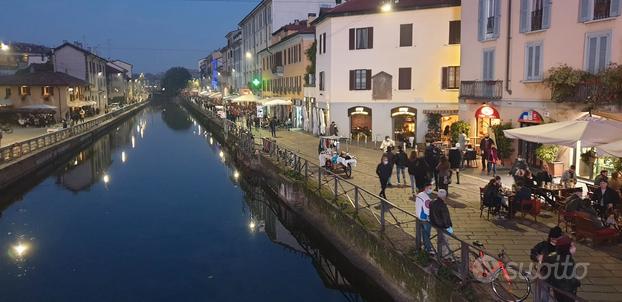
[{"x1": 0, "y1": 104, "x2": 376, "y2": 302}]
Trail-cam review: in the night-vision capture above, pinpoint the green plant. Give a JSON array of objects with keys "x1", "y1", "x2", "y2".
[
  {"x1": 304, "y1": 40, "x2": 316, "y2": 86},
  {"x1": 544, "y1": 65, "x2": 587, "y2": 102},
  {"x1": 613, "y1": 157, "x2": 622, "y2": 172},
  {"x1": 580, "y1": 149, "x2": 597, "y2": 163},
  {"x1": 600, "y1": 63, "x2": 622, "y2": 105},
  {"x1": 535, "y1": 145, "x2": 559, "y2": 163},
  {"x1": 425, "y1": 113, "x2": 442, "y2": 143},
  {"x1": 450, "y1": 121, "x2": 470, "y2": 144},
  {"x1": 491, "y1": 123, "x2": 514, "y2": 160}
]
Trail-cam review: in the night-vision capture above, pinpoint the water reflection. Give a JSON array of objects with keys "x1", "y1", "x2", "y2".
[{"x1": 161, "y1": 102, "x2": 192, "y2": 131}]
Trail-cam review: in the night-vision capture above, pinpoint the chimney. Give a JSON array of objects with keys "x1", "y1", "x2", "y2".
[{"x1": 307, "y1": 13, "x2": 317, "y2": 26}]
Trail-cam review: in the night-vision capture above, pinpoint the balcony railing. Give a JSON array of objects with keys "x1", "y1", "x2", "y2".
[
  {"x1": 531, "y1": 9, "x2": 543, "y2": 31},
  {"x1": 594, "y1": 0, "x2": 611, "y2": 20},
  {"x1": 459, "y1": 81, "x2": 503, "y2": 99}
]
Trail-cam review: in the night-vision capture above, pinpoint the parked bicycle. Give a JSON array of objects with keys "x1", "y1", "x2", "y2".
[{"x1": 470, "y1": 241, "x2": 531, "y2": 302}]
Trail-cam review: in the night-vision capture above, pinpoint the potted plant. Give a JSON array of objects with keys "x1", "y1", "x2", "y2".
[
  {"x1": 580, "y1": 149, "x2": 597, "y2": 178},
  {"x1": 491, "y1": 123, "x2": 515, "y2": 166},
  {"x1": 450, "y1": 120, "x2": 470, "y2": 145},
  {"x1": 536, "y1": 145, "x2": 564, "y2": 177}
]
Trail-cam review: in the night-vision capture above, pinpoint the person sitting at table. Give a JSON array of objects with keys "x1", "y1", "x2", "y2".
[
  {"x1": 609, "y1": 171, "x2": 622, "y2": 195},
  {"x1": 535, "y1": 165, "x2": 553, "y2": 187},
  {"x1": 591, "y1": 179, "x2": 621, "y2": 218},
  {"x1": 565, "y1": 191, "x2": 598, "y2": 217},
  {"x1": 594, "y1": 170, "x2": 609, "y2": 186},
  {"x1": 484, "y1": 177, "x2": 505, "y2": 216},
  {"x1": 513, "y1": 184, "x2": 533, "y2": 217},
  {"x1": 561, "y1": 165, "x2": 577, "y2": 184}
]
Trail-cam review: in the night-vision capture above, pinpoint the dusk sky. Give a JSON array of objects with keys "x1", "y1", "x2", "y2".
[{"x1": 0, "y1": 0, "x2": 258, "y2": 74}]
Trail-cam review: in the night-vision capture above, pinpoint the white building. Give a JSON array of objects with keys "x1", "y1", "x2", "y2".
[
  {"x1": 0, "y1": 42, "x2": 51, "y2": 75},
  {"x1": 238, "y1": 0, "x2": 338, "y2": 90},
  {"x1": 314, "y1": 0, "x2": 462, "y2": 143},
  {"x1": 225, "y1": 29, "x2": 242, "y2": 93},
  {"x1": 53, "y1": 42, "x2": 109, "y2": 112}
]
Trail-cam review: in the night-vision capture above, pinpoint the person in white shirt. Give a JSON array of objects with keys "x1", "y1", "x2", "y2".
[
  {"x1": 379, "y1": 136, "x2": 395, "y2": 152},
  {"x1": 415, "y1": 183, "x2": 434, "y2": 254}
]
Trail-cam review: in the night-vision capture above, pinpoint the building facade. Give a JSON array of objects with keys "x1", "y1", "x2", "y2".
[
  {"x1": 53, "y1": 42, "x2": 109, "y2": 112},
  {"x1": 106, "y1": 62, "x2": 130, "y2": 103},
  {"x1": 238, "y1": 0, "x2": 338, "y2": 90},
  {"x1": 459, "y1": 0, "x2": 621, "y2": 172},
  {"x1": 258, "y1": 20, "x2": 315, "y2": 129},
  {"x1": 224, "y1": 29, "x2": 242, "y2": 94},
  {"x1": 0, "y1": 42, "x2": 51, "y2": 75},
  {"x1": 314, "y1": 0, "x2": 462, "y2": 143}
]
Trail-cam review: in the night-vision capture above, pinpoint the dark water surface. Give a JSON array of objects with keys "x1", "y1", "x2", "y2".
[{"x1": 0, "y1": 104, "x2": 369, "y2": 302}]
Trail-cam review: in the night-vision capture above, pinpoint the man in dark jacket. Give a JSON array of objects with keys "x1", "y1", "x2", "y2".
[
  {"x1": 376, "y1": 155, "x2": 392, "y2": 198},
  {"x1": 424, "y1": 143, "x2": 441, "y2": 189},
  {"x1": 409, "y1": 156, "x2": 431, "y2": 193},
  {"x1": 530, "y1": 226, "x2": 562, "y2": 263},
  {"x1": 480, "y1": 135, "x2": 494, "y2": 171},
  {"x1": 430, "y1": 189, "x2": 453, "y2": 260},
  {"x1": 395, "y1": 146, "x2": 409, "y2": 186},
  {"x1": 384, "y1": 147, "x2": 395, "y2": 186},
  {"x1": 448, "y1": 143, "x2": 462, "y2": 184},
  {"x1": 591, "y1": 179, "x2": 620, "y2": 217}
]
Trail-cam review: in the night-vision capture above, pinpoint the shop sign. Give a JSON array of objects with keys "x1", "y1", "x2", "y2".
[
  {"x1": 256, "y1": 105, "x2": 264, "y2": 118},
  {"x1": 390, "y1": 106, "x2": 416, "y2": 117},
  {"x1": 348, "y1": 106, "x2": 371, "y2": 116},
  {"x1": 475, "y1": 105, "x2": 500, "y2": 119},
  {"x1": 518, "y1": 110, "x2": 543, "y2": 124}
]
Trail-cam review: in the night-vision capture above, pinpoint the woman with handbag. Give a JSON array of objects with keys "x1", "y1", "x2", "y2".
[{"x1": 487, "y1": 144, "x2": 500, "y2": 176}]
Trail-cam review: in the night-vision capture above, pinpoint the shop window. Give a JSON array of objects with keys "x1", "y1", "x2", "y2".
[
  {"x1": 20, "y1": 86, "x2": 31, "y2": 96},
  {"x1": 391, "y1": 107, "x2": 417, "y2": 143},
  {"x1": 348, "y1": 107, "x2": 372, "y2": 142},
  {"x1": 5, "y1": 88, "x2": 11, "y2": 98}
]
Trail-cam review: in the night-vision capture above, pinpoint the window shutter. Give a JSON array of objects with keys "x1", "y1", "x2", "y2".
[
  {"x1": 365, "y1": 69, "x2": 372, "y2": 90},
  {"x1": 318, "y1": 34, "x2": 322, "y2": 54},
  {"x1": 349, "y1": 70, "x2": 355, "y2": 90},
  {"x1": 449, "y1": 21, "x2": 461, "y2": 44},
  {"x1": 349, "y1": 28, "x2": 355, "y2": 50},
  {"x1": 534, "y1": 44, "x2": 541, "y2": 79},
  {"x1": 542, "y1": 0, "x2": 552, "y2": 29},
  {"x1": 519, "y1": 0, "x2": 529, "y2": 33},
  {"x1": 367, "y1": 27, "x2": 374, "y2": 49},
  {"x1": 611, "y1": 0, "x2": 621, "y2": 17},
  {"x1": 322, "y1": 33, "x2": 327, "y2": 53},
  {"x1": 598, "y1": 36, "x2": 608, "y2": 72},
  {"x1": 587, "y1": 37, "x2": 598, "y2": 73},
  {"x1": 478, "y1": 0, "x2": 485, "y2": 41},
  {"x1": 493, "y1": 0, "x2": 501, "y2": 38},
  {"x1": 483, "y1": 52, "x2": 489, "y2": 79},
  {"x1": 442, "y1": 67, "x2": 448, "y2": 89},
  {"x1": 400, "y1": 24, "x2": 413, "y2": 47},
  {"x1": 489, "y1": 50, "x2": 495, "y2": 80},
  {"x1": 526, "y1": 45, "x2": 534, "y2": 79},
  {"x1": 41, "y1": 86, "x2": 45, "y2": 96},
  {"x1": 399, "y1": 68, "x2": 411, "y2": 90},
  {"x1": 579, "y1": 0, "x2": 590, "y2": 22}
]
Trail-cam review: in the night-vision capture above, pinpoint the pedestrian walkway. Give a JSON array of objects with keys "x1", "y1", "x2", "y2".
[
  {"x1": 0, "y1": 115, "x2": 104, "y2": 147},
  {"x1": 255, "y1": 128, "x2": 622, "y2": 302}
]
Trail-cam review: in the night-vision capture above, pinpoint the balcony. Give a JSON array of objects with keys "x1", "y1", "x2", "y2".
[
  {"x1": 531, "y1": 9, "x2": 543, "y2": 31},
  {"x1": 594, "y1": 0, "x2": 611, "y2": 20},
  {"x1": 271, "y1": 65, "x2": 283, "y2": 77},
  {"x1": 459, "y1": 81, "x2": 503, "y2": 99}
]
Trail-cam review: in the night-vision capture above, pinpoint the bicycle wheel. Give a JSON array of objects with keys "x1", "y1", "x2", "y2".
[{"x1": 491, "y1": 265, "x2": 531, "y2": 302}]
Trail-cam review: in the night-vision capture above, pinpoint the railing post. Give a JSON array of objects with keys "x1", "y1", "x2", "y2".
[
  {"x1": 318, "y1": 166, "x2": 322, "y2": 189},
  {"x1": 304, "y1": 160, "x2": 308, "y2": 181},
  {"x1": 354, "y1": 186, "x2": 360, "y2": 213},
  {"x1": 380, "y1": 199, "x2": 386, "y2": 232},
  {"x1": 333, "y1": 175, "x2": 338, "y2": 201},
  {"x1": 415, "y1": 219, "x2": 422, "y2": 251},
  {"x1": 460, "y1": 241, "x2": 470, "y2": 280}
]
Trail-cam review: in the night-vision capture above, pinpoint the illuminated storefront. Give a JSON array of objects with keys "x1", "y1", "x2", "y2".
[
  {"x1": 348, "y1": 106, "x2": 372, "y2": 142},
  {"x1": 474, "y1": 105, "x2": 501, "y2": 138},
  {"x1": 391, "y1": 106, "x2": 417, "y2": 144},
  {"x1": 517, "y1": 110, "x2": 544, "y2": 166}
]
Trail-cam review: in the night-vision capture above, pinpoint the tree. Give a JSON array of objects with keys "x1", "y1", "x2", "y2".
[
  {"x1": 304, "y1": 40, "x2": 316, "y2": 86},
  {"x1": 160, "y1": 67, "x2": 192, "y2": 96}
]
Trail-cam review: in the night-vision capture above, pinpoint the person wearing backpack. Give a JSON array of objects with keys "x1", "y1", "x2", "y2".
[{"x1": 430, "y1": 189, "x2": 453, "y2": 260}]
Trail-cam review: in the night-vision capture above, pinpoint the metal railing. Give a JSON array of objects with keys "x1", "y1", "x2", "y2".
[
  {"x1": 459, "y1": 80, "x2": 503, "y2": 99},
  {"x1": 0, "y1": 102, "x2": 148, "y2": 165},
  {"x1": 186, "y1": 97, "x2": 586, "y2": 302}
]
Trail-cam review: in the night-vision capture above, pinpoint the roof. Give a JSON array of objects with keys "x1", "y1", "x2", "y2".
[
  {"x1": 239, "y1": 0, "x2": 269, "y2": 26},
  {"x1": 273, "y1": 20, "x2": 312, "y2": 36},
  {"x1": 0, "y1": 71, "x2": 89, "y2": 87},
  {"x1": 313, "y1": 0, "x2": 461, "y2": 24},
  {"x1": 257, "y1": 30, "x2": 315, "y2": 54},
  {"x1": 5, "y1": 42, "x2": 51, "y2": 55},
  {"x1": 106, "y1": 62, "x2": 127, "y2": 75},
  {"x1": 54, "y1": 42, "x2": 108, "y2": 62}
]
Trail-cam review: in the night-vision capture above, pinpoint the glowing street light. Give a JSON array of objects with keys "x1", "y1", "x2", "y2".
[
  {"x1": 245, "y1": 51, "x2": 252, "y2": 59},
  {"x1": 380, "y1": 2, "x2": 393, "y2": 12},
  {"x1": 121, "y1": 151, "x2": 126, "y2": 163},
  {"x1": 219, "y1": 151, "x2": 224, "y2": 158},
  {"x1": 0, "y1": 42, "x2": 9, "y2": 51},
  {"x1": 234, "y1": 170, "x2": 240, "y2": 179},
  {"x1": 249, "y1": 220, "x2": 256, "y2": 231}
]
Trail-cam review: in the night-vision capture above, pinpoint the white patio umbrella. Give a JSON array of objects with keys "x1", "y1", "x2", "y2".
[
  {"x1": 0, "y1": 99, "x2": 14, "y2": 107},
  {"x1": 230, "y1": 94, "x2": 261, "y2": 103},
  {"x1": 263, "y1": 97, "x2": 292, "y2": 106},
  {"x1": 596, "y1": 140, "x2": 622, "y2": 157},
  {"x1": 503, "y1": 114, "x2": 622, "y2": 147}
]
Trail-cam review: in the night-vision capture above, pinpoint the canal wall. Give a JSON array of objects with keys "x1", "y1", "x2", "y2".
[
  {"x1": 182, "y1": 99, "x2": 478, "y2": 302},
  {"x1": 0, "y1": 102, "x2": 149, "y2": 191}
]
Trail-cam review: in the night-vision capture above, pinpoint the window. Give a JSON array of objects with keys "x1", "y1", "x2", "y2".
[
  {"x1": 482, "y1": 48, "x2": 495, "y2": 80},
  {"x1": 319, "y1": 71, "x2": 325, "y2": 91},
  {"x1": 349, "y1": 69, "x2": 371, "y2": 90},
  {"x1": 520, "y1": 0, "x2": 551, "y2": 32},
  {"x1": 478, "y1": 0, "x2": 501, "y2": 41},
  {"x1": 398, "y1": 68, "x2": 412, "y2": 90},
  {"x1": 448, "y1": 21, "x2": 461, "y2": 44},
  {"x1": 5, "y1": 88, "x2": 11, "y2": 98},
  {"x1": 585, "y1": 31, "x2": 612, "y2": 73},
  {"x1": 580, "y1": 0, "x2": 621, "y2": 22},
  {"x1": 399, "y1": 24, "x2": 413, "y2": 47},
  {"x1": 349, "y1": 27, "x2": 373, "y2": 50},
  {"x1": 42, "y1": 86, "x2": 54, "y2": 96},
  {"x1": 322, "y1": 33, "x2": 326, "y2": 53},
  {"x1": 442, "y1": 66, "x2": 460, "y2": 89},
  {"x1": 20, "y1": 86, "x2": 31, "y2": 96},
  {"x1": 318, "y1": 33, "x2": 323, "y2": 54},
  {"x1": 524, "y1": 41, "x2": 543, "y2": 81}
]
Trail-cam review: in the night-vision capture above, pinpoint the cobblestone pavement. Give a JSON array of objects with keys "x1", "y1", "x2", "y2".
[{"x1": 255, "y1": 128, "x2": 622, "y2": 301}]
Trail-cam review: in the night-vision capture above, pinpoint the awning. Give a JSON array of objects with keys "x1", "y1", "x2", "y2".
[
  {"x1": 503, "y1": 114, "x2": 622, "y2": 147},
  {"x1": 475, "y1": 105, "x2": 500, "y2": 119},
  {"x1": 597, "y1": 140, "x2": 622, "y2": 157},
  {"x1": 230, "y1": 94, "x2": 261, "y2": 103},
  {"x1": 518, "y1": 110, "x2": 544, "y2": 123},
  {"x1": 391, "y1": 106, "x2": 417, "y2": 117},
  {"x1": 422, "y1": 109, "x2": 458, "y2": 115},
  {"x1": 263, "y1": 97, "x2": 292, "y2": 106},
  {"x1": 68, "y1": 100, "x2": 96, "y2": 107}
]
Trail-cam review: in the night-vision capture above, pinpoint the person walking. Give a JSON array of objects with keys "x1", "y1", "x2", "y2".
[
  {"x1": 395, "y1": 145, "x2": 408, "y2": 187},
  {"x1": 430, "y1": 189, "x2": 453, "y2": 260},
  {"x1": 416, "y1": 183, "x2": 434, "y2": 254},
  {"x1": 269, "y1": 117, "x2": 277, "y2": 138},
  {"x1": 458, "y1": 132, "x2": 467, "y2": 153},
  {"x1": 448, "y1": 143, "x2": 462, "y2": 184},
  {"x1": 384, "y1": 146, "x2": 395, "y2": 187},
  {"x1": 376, "y1": 155, "x2": 392, "y2": 198},
  {"x1": 424, "y1": 143, "x2": 441, "y2": 190},
  {"x1": 486, "y1": 144, "x2": 499, "y2": 176},
  {"x1": 480, "y1": 134, "x2": 494, "y2": 171},
  {"x1": 436, "y1": 156, "x2": 451, "y2": 193},
  {"x1": 609, "y1": 171, "x2": 622, "y2": 195},
  {"x1": 379, "y1": 136, "x2": 395, "y2": 152},
  {"x1": 407, "y1": 151, "x2": 419, "y2": 194}
]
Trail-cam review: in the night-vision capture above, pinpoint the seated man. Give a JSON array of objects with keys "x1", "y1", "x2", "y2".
[
  {"x1": 594, "y1": 170, "x2": 609, "y2": 186},
  {"x1": 592, "y1": 179, "x2": 621, "y2": 217},
  {"x1": 483, "y1": 177, "x2": 505, "y2": 216},
  {"x1": 534, "y1": 165, "x2": 553, "y2": 187},
  {"x1": 513, "y1": 185, "x2": 533, "y2": 216}
]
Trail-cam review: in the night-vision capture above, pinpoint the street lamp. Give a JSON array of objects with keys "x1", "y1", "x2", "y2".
[
  {"x1": 380, "y1": 1, "x2": 393, "y2": 12},
  {"x1": 0, "y1": 42, "x2": 9, "y2": 51},
  {"x1": 245, "y1": 51, "x2": 252, "y2": 59}
]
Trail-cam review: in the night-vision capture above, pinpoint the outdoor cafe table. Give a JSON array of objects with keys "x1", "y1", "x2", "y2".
[{"x1": 534, "y1": 186, "x2": 583, "y2": 207}]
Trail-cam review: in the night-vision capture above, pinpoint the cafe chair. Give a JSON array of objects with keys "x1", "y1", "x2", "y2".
[
  {"x1": 479, "y1": 187, "x2": 494, "y2": 220},
  {"x1": 574, "y1": 215, "x2": 619, "y2": 246},
  {"x1": 518, "y1": 198, "x2": 541, "y2": 222}
]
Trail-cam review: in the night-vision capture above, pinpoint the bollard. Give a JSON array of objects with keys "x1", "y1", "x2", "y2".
[
  {"x1": 380, "y1": 199, "x2": 386, "y2": 232},
  {"x1": 460, "y1": 241, "x2": 470, "y2": 280},
  {"x1": 333, "y1": 175, "x2": 338, "y2": 201},
  {"x1": 354, "y1": 186, "x2": 359, "y2": 213}
]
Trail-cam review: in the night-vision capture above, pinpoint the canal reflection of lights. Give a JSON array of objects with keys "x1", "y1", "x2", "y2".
[
  {"x1": 103, "y1": 174, "x2": 110, "y2": 184},
  {"x1": 209, "y1": 137, "x2": 213, "y2": 145},
  {"x1": 136, "y1": 125, "x2": 140, "y2": 132},
  {"x1": 10, "y1": 242, "x2": 30, "y2": 260},
  {"x1": 249, "y1": 220, "x2": 256, "y2": 231},
  {"x1": 74, "y1": 159, "x2": 78, "y2": 166},
  {"x1": 233, "y1": 170, "x2": 240, "y2": 179},
  {"x1": 121, "y1": 151, "x2": 126, "y2": 163},
  {"x1": 219, "y1": 151, "x2": 224, "y2": 158},
  {"x1": 131, "y1": 136, "x2": 136, "y2": 148}
]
